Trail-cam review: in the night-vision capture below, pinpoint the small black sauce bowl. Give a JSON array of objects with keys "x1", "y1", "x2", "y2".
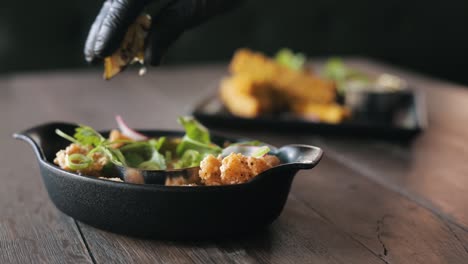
[
  {"x1": 345, "y1": 90, "x2": 413, "y2": 124},
  {"x1": 13, "y1": 122, "x2": 323, "y2": 239}
]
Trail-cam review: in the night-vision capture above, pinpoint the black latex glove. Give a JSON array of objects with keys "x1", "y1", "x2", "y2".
[{"x1": 85, "y1": 0, "x2": 240, "y2": 65}]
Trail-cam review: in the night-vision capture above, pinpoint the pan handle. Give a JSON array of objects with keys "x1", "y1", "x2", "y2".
[
  {"x1": 275, "y1": 144, "x2": 324, "y2": 170},
  {"x1": 13, "y1": 122, "x2": 77, "y2": 162}
]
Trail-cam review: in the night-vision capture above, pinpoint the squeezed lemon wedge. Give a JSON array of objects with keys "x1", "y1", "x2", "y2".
[{"x1": 103, "y1": 14, "x2": 151, "y2": 80}]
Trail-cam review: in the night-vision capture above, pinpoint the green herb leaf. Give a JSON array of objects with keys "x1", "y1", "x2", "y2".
[
  {"x1": 149, "y1": 137, "x2": 166, "y2": 151},
  {"x1": 56, "y1": 125, "x2": 127, "y2": 168},
  {"x1": 124, "y1": 152, "x2": 145, "y2": 167},
  {"x1": 323, "y1": 57, "x2": 348, "y2": 81},
  {"x1": 74, "y1": 125, "x2": 105, "y2": 146},
  {"x1": 275, "y1": 48, "x2": 306, "y2": 71},
  {"x1": 173, "y1": 150, "x2": 204, "y2": 169},
  {"x1": 165, "y1": 151, "x2": 172, "y2": 164},
  {"x1": 138, "y1": 150, "x2": 166, "y2": 170},
  {"x1": 177, "y1": 116, "x2": 210, "y2": 144},
  {"x1": 67, "y1": 153, "x2": 92, "y2": 170},
  {"x1": 251, "y1": 146, "x2": 270, "y2": 158},
  {"x1": 176, "y1": 116, "x2": 222, "y2": 157},
  {"x1": 227, "y1": 140, "x2": 263, "y2": 147},
  {"x1": 120, "y1": 138, "x2": 167, "y2": 170},
  {"x1": 93, "y1": 145, "x2": 126, "y2": 166},
  {"x1": 323, "y1": 57, "x2": 370, "y2": 94},
  {"x1": 55, "y1": 129, "x2": 79, "y2": 144}
]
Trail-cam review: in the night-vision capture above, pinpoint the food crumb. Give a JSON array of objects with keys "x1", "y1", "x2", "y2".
[{"x1": 98, "y1": 177, "x2": 124, "y2": 182}]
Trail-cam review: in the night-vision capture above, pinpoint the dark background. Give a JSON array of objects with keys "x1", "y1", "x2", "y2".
[{"x1": 1, "y1": 0, "x2": 467, "y2": 84}]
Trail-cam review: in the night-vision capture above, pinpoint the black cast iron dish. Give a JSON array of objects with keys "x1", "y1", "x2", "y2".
[{"x1": 14, "y1": 122, "x2": 323, "y2": 239}]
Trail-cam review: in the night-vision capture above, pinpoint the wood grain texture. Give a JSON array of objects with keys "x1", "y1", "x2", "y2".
[
  {"x1": 306, "y1": 59, "x2": 468, "y2": 230},
  {"x1": 0, "y1": 82, "x2": 92, "y2": 263},
  {"x1": 292, "y1": 156, "x2": 468, "y2": 264},
  {"x1": 78, "y1": 195, "x2": 381, "y2": 264}
]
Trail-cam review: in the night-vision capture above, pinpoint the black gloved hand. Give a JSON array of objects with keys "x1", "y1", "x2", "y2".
[{"x1": 85, "y1": 0, "x2": 240, "y2": 65}]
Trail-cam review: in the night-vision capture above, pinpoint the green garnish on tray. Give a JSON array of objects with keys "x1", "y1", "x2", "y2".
[{"x1": 275, "y1": 48, "x2": 306, "y2": 71}]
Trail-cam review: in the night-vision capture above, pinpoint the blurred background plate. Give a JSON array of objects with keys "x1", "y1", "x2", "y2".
[{"x1": 192, "y1": 89, "x2": 427, "y2": 141}]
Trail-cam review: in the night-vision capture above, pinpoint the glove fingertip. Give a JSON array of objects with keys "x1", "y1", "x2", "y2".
[
  {"x1": 84, "y1": 0, "x2": 112, "y2": 62},
  {"x1": 93, "y1": 32, "x2": 122, "y2": 58}
]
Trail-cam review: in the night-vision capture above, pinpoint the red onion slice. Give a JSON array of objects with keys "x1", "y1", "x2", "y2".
[{"x1": 115, "y1": 115, "x2": 148, "y2": 141}]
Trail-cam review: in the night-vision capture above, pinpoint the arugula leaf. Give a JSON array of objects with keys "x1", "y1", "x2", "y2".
[
  {"x1": 120, "y1": 138, "x2": 167, "y2": 170},
  {"x1": 120, "y1": 141, "x2": 151, "y2": 153},
  {"x1": 275, "y1": 48, "x2": 306, "y2": 71},
  {"x1": 149, "y1": 137, "x2": 166, "y2": 151},
  {"x1": 178, "y1": 116, "x2": 210, "y2": 144},
  {"x1": 177, "y1": 136, "x2": 221, "y2": 156},
  {"x1": 120, "y1": 143, "x2": 150, "y2": 165},
  {"x1": 173, "y1": 150, "x2": 204, "y2": 169},
  {"x1": 124, "y1": 152, "x2": 145, "y2": 167},
  {"x1": 227, "y1": 140, "x2": 263, "y2": 147},
  {"x1": 176, "y1": 116, "x2": 222, "y2": 157},
  {"x1": 138, "y1": 150, "x2": 166, "y2": 170},
  {"x1": 165, "y1": 151, "x2": 172, "y2": 164}
]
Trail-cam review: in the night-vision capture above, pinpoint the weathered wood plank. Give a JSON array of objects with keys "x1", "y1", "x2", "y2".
[
  {"x1": 78, "y1": 195, "x2": 382, "y2": 264},
  {"x1": 0, "y1": 135, "x2": 92, "y2": 263},
  {"x1": 291, "y1": 156, "x2": 468, "y2": 264},
  {"x1": 447, "y1": 223, "x2": 468, "y2": 254},
  {"x1": 0, "y1": 78, "x2": 94, "y2": 263},
  {"x1": 302, "y1": 58, "x2": 468, "y2": 230}
]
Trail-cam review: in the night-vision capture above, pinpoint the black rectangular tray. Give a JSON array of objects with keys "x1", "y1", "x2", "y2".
[{"x1": 192, "y1": 90, "x2": 427, "y2": 140}]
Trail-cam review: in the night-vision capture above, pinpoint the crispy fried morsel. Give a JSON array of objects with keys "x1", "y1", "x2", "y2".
[
  {"x1": 165, "y1": 172, "x2": 203, "y2": 186},
  {"x1": 108, "y1": 129, "x2": 132, "y2": 148},
  {"x1": 219, "y1": 75, "x2": 286, "y2": 117},
  {"x1": 292, "y1": 103, "x2": 351, "y2": 124},
  {"x1": 199, "y1": 154, "x2": 223, "y2": 185},
  {"x1": 263, "y1": 154, "x2": 282, "y2": 167},
  {"x1": 220, "y1": 153, "x2": 280, "y2": 184},
  {"x1": 219, "y1": 153, "x2": 254, "y2": 184},
  {"x1": 165, "y1": 176, "x2": 189, "y2": 186},
  {"x1": 219, "y1": 76, "x2": 260, "y2": 118},
  {"x1": 229, "y1": 49, "x2": 336, "y2": 104},
  {"x1": 54, "y1": 143, "x2": 108, "y2": 177},
  {"x1": 165, "y1": 176, "x2": 200, "y2": 186},
  {"x1": 199, "y1": 153, "x2": 281, "y2": 185}
]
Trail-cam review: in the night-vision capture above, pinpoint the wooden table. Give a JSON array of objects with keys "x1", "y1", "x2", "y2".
[{"x1": 1, "y1": 59, "x2": 468, "y2": 263}]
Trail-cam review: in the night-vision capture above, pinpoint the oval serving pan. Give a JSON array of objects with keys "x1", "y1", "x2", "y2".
[{"x1": 13, "y1": 122, "x2": 323, "y2": 239}]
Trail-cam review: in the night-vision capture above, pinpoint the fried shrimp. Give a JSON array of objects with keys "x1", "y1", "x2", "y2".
[
  {"x1": 199, "y1": 153, "x2": 280, "y2": 185},
  {"x1": 54, "y1": 143, "x2": 108, "y2": 176},
  {"x1": 198, "y1": 154, "x2": 223, "y2": 185}
]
